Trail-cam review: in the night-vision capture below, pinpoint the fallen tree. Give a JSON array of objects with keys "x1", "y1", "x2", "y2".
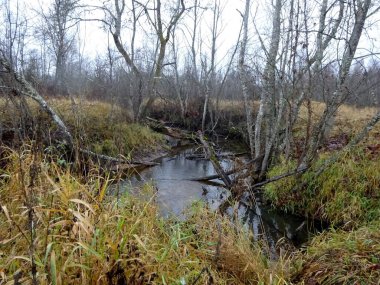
[
  {"x1": 197, "y1": 131, "x2": 232, "y2": 188},
  {"x1": 146, "y1": 116, "x2": 193, "y2": 139}
]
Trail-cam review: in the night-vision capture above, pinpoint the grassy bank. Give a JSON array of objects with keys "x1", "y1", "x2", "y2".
[
  {"x1": 2, "y1": 145, "x2": 380, "y2": 284},
  {"x1": 0, "y1": 145, "x2": 289, "y2": 284},
  {"x1": 291, "y1": 221, "x2": 380, "y2": 284},
  {"x1": 1, "y1": 97, "x2": 380, "y2": 284},
  {"x1": 264, "y1": 147, "x2": 380, "y2": 226},
  {"x1": 0, "y1": 97, "x2": 164, "y2": 159}
]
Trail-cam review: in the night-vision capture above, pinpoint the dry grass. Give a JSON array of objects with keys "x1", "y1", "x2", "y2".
[
  {"x1": 0, "y1": 144, "x2": 290, "y2": 285},
  {"x1": 297, "y1": 101, "x2": 379, "y2": 135},
  {"x1": 264, "y1": 147, "x2": 380, "y2": 226},
  {"x1": 0, "y1": 96, "x2": 164, "y2": 158},
  {"x1": 291, "y1": 221, "x2": 380, "y2": 285}
]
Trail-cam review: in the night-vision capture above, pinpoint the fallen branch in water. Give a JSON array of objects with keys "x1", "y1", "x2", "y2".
[
  {"x1": 197, "y1": 131, "x2": 232, "y2": 188},
  {"x1": 185, "y1": 151, "x2": 246, "y2": 160},
  {"x1": 191, "y1": 154, "x2": 265, "y2": 183},
  {"x1": 191, "y1": 165, "x2": 248, "y2": 182}
]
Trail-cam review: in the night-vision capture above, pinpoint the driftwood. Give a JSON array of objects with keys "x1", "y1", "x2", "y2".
[
  {"x1": 185, "y1": 151, "x2": 246, "y2": 160},
  {"x1": 197, "y1": 131, "x2": 232, "y2": 188},
  {"x1": 0, "y1": 54, "x2": 158, "y2": 169}
]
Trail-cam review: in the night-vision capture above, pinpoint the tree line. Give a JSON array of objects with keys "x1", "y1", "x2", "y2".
[{"x1": 1, "y1": 0, "x2": 380, "y2": 179}]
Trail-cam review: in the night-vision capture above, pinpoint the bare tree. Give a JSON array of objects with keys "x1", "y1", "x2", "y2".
[
  {"x1": 137, "y1": 0, "x2": 186, "y2": 118},
  {"x1": 239, "y1": 0, "x2": 255, "y2": 158},
  {"x1": 94, "y1": 0, "x2": 185, "y2": 121},
  {"x1": 1, "y1": 0, "x2": 28, "y2": 71},
  {"x1": 39, "y1": 0, "x2": 80, "y2": 94},
  {"x1": 200, "y1": 0, "x2": 222, "y2": 132}
]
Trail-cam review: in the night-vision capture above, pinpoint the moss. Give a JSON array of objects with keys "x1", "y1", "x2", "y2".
[{"x1": 264, "y1": 148, "x2": 380, "y2": 226}]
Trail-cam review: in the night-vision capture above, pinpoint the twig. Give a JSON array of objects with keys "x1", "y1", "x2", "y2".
[{"x1": 191, "y1": 267, "x2": 214, "y2": 285}]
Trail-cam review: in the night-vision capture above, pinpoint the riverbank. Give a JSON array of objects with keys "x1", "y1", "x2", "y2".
[
  {"x1": 1, "y1": 98, "x2": 380, "y2": 284},
  {"x1": 0, "y1": 97, "x2": 165, "y2": 160},
  {"x1": 2, "y1": 143, "x2": 380, "y2": 284}
]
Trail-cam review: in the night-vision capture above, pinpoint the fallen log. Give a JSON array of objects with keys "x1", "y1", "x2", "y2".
[
  {"x1": 146, "y1": 116, "x2": 192, "y2": 139},
  {"x1": 185, "y1": 151, "x2": 246, "y2": 160},
  {"x1": 191, "y1": 165, "x2": 248, "y2": 182},
  {"x1": 197, "y1": 131, "x2": 232, "y2": 188},
  {"x1": 190, "y1": 154, "x2": 267, "y2": 183}
]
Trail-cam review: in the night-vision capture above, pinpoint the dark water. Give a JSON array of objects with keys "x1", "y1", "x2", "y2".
[{"x1": 115, "y1": 146, "x2": 322, "y2": 250}]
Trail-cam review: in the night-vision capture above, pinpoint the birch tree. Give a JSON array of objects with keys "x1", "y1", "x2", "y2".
[
  {"x1": 302, "y1": 0, "x2": 378, "y2": 167},
  {"x1": 239, "y1": 0, "x2": 255, "y2": 158}
]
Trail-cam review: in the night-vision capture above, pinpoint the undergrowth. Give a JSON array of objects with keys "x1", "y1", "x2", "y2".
[
  {"x1": 0, "y1": 145, "x2": 289, "y2": 285},
  {"x1": 51, "y1": 99, "x2": 164, "y2": 157}
]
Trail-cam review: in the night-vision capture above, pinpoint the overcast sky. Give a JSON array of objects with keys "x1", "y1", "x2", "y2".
[{"x1": 4, "y1": 0, "x2": 380, "y2": 69}]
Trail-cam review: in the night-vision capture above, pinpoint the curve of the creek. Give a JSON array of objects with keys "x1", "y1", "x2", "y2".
[{"x1": 113, "y1": 145, "x2": 324, "y2": 255}]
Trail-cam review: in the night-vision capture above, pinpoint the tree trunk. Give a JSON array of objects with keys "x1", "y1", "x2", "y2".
[{"x1": 239, "y1": 0, "x2": 255, "y2": 159}]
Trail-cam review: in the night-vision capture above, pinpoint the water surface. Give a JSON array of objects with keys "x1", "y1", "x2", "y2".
[{"x1": 116, "y1": 146, "x2": 322, "y2": 250}]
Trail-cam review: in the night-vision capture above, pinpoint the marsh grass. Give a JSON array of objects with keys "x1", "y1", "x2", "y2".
[
  {"x1": 264, "y1": 147, "x2": 380, "y2": 226},
  {"x1": 0, "y1": 144, "x2": 290, "y2": 285}
]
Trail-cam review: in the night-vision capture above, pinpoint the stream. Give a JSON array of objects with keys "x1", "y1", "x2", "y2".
[{"x1": 114, "y1": 145, "x2": 323, "y2": 252}]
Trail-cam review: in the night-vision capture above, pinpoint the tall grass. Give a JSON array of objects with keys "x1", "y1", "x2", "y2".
[
  {"x1": 291, "y1": 221, "x2": 380, "y2": 284},
  {"x1": 264, "y1": 147, "x2": 380, "y2": 226},
  {"x1": 0, "y1": 145, "x2": 290, "y2": 284}
]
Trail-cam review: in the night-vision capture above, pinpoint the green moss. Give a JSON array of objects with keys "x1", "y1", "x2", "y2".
[{"x1": 264, "y1": 149, "x2": 380, "y2": 225}]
